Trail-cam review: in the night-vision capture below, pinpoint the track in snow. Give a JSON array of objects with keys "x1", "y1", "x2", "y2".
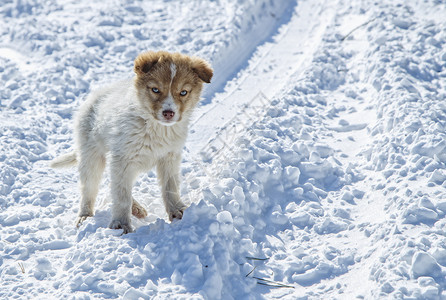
[{"x1": 186, "y1": 0, "x2": 336, "y2": 156}]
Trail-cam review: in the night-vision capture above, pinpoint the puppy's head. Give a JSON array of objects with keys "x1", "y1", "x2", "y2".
[{"x1": 134, "y1": 51, "x2": 213, "y2": 126}]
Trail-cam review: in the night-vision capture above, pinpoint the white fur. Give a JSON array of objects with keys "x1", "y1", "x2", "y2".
[
  {"x1": 156, "y1": 63, "x2": 179, "y2": 126},
  {"x1": 72, "y1": 79, "x2": 189, "y2": 233},
  {"x1": 170, "y1": 63, "x2": 177, "y2": 83},
  {"x1": 157, "y1": 94, "x2": 179, "y2": 125}
]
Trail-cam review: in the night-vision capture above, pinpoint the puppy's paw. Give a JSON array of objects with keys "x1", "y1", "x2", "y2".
[
  {"x1": 132, "y1": 200, "x2": 148, "y2": 219},
  {"x1": 109, "y1": 220, "x2": 133, "y2": 234},
  {"x1": 168, "y1": 205, "x2": 187, "y2": 222},
  {"x1": 76, "y1": 215, "x2": 92, "y2": 228}
]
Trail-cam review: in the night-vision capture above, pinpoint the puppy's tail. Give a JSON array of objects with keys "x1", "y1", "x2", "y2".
[{"x1": 49, "y1": 151, "x2": 77, "y2": 168}]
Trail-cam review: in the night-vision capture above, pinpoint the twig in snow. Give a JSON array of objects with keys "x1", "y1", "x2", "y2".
[
  {"x1": 17, "y1": 262, "x2": 25, "y2": 274},
  {"x1": 245, "y1": 256, "x2": 269, "y2": 261},
  {"x1": 341, "y1": 17, "x2": 377, "y2": 42},
  {"x1": 253, "y1": 276, "x2": 295, "y2": 289},
  {"x1": 245, "y1": 266, "x2": 257, "y2": 277},
  {"x1": 244, "y1": 256, "x2": 294, "y2": 288}
]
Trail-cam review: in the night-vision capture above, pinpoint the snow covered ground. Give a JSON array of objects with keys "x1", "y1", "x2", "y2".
[{"x1": 1, "y1": 0, "x2": 446, "y2": 298}]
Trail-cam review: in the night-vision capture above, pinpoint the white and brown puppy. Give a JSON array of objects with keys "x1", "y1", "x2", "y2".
[{"x1": 50, "y1": 51, "x2": 213, "y2": 233}]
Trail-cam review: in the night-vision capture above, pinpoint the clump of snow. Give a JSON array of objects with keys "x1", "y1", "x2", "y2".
[{"x1": 411, "y1": 252, "x2": 442, "y2": 279}]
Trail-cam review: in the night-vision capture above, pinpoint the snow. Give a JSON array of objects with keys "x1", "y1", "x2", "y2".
[{"x1": 1, "y1": 0, "x2": 446, "y2": 299}]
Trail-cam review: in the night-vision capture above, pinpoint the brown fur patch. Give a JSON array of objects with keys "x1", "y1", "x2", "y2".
[{"x1": 191, "y1": 57, "x2": 213, "y2": 83}]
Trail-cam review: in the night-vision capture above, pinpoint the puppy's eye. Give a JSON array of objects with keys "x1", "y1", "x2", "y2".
[
  {"x1": 152, "y1": 88, "x2": 160, "y2": 94},
  {"x1": 180, "y1": 90, "x2": 187, "y2": 96}
]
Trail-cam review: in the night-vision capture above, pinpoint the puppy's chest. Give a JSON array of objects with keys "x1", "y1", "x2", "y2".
[{"x1": 136, "y1": 125, "x2": 186, "y2": 158}]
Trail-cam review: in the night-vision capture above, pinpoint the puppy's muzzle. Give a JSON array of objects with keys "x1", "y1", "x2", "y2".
[{"x1": 163, "y1": 110, "x2": 175, "y2": 121}]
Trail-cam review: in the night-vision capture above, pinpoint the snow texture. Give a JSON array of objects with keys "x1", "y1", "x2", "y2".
[{"x1": 1, "y1": 0, "x2": 446, "y2": 299}]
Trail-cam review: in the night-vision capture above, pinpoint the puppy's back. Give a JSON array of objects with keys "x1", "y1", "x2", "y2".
[{"x1": 75, "y1": 79, "x2": 134, "y2": 136}]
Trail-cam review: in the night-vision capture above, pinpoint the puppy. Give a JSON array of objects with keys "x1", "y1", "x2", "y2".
[{"x1": 50, "y1": 51, "x2": 213, "y2": 233}]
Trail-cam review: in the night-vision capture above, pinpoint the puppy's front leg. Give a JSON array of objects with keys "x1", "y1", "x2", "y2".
[
  {"x1": 109, "y1": 159, "x2": 136, "y2": 234},
  {"x1": 157, "y1": 152, "x2": 187, "y2": 221}
]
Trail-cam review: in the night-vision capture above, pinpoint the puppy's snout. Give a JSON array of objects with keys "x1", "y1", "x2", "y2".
[{"x1": 162, "y1": 110, "x2": 175, "y2": 120}]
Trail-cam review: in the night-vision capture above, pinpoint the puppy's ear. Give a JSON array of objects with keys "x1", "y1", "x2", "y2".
[
  {"x1": 191, "y1": 58, "x2": 213, "y2": 83},
  {"x1": 134, "y1": 51, "x2": 162, "y2": 76}
]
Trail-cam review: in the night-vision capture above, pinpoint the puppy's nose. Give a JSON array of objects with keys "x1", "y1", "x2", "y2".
[{"x1": 162, "y1": 110, "x2": 175, "y2": 120}]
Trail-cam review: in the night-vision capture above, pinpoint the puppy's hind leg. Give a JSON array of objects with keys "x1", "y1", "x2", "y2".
[
  {"x1": 76, "y1": 150, "x2": 106, "y2": 227},
  {"x1": 132, "y1": 197, "x2": 148, "y2": 219}
]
